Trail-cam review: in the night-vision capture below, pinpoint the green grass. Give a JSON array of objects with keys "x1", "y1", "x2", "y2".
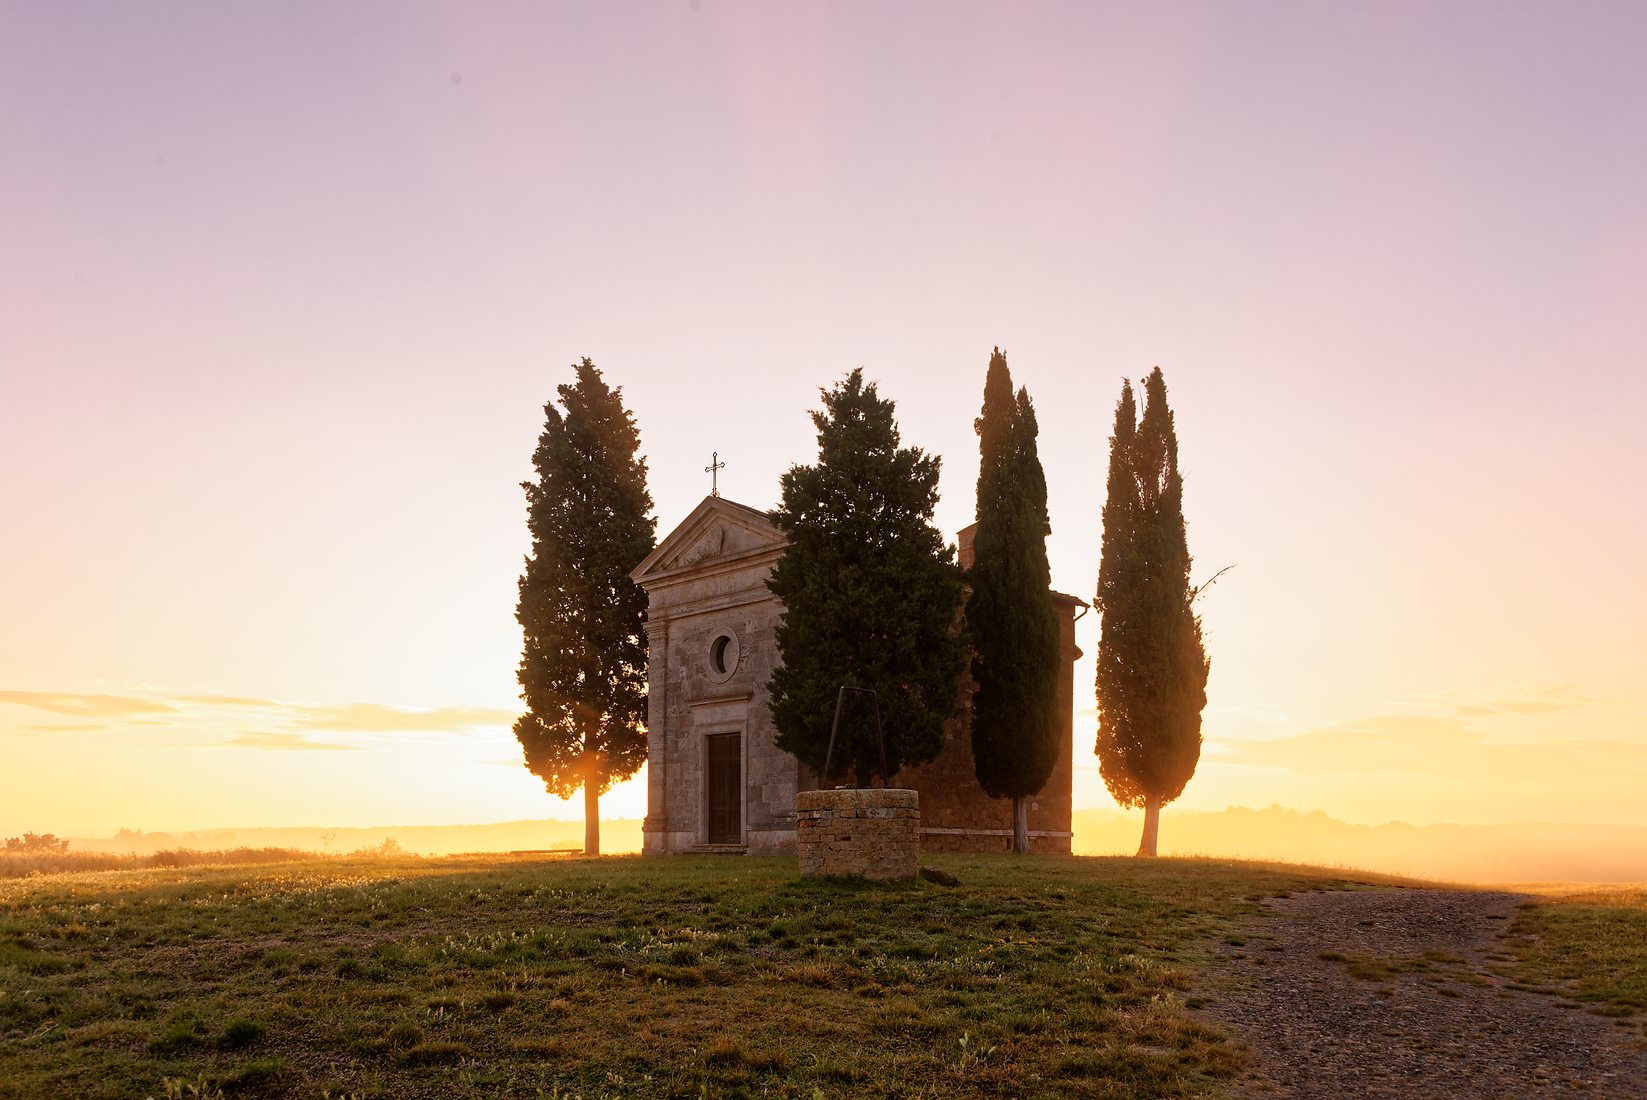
[
  {"x1": 1499, "y1": 888, "x2": 1647, "y2": 1021},
  {"x1": 0, "y1": 853, "x2": 1386, "y2": 1098},
  {"x1": 1315, "y1": 949, "x2": 1469, "y2": 984}
]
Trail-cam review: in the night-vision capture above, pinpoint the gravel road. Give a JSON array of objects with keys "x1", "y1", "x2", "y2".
[{"x1": 1197, "y1": 888, "x2": 1647, "y2": 1098}]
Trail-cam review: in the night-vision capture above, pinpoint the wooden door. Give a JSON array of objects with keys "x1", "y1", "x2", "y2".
[{"x1": 706, "y1": 733, "x2": 742, "y2": 845}]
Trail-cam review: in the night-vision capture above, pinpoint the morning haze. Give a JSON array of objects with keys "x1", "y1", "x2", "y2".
[
  {"x1": 4, "y1": 5, "x2": 1644, "y2": 874},
  {"x1": 6, "y1": 7, "x2": 1647, "y2": 1099}
]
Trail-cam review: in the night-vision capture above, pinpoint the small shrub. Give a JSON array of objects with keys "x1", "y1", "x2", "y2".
[
  {"x1": 385, "y1": 1021, "x2": 424, "y2": 1047},
  {"x1": 219, "y1": 1018, "x2": 265, "y2": 1049},
  {"x1": 221, "y1": 1058, "x2": 284, "y2": 1089},
  {"x1": 637, "y1": 963, "x2": 705, "y2": 986},
  {"x1": 705, "y1": 1036, "x2": 744, "y2": 1066},
  {"x1": 783, "y1": 964, "x2": 838, "y2": 988},
  {"x1": 480, "y1": 990, "x2": 517, "y2": 1012},
  {"x1": 161, "y1": 1075, "x2": 225, "y2": 1100},
  {"x1": 402, "y1": 1040, "x2": 470, "y2": 1065},
  {"x1": 151, "y1": 1015, "x2": 206, "y2": 1052}
]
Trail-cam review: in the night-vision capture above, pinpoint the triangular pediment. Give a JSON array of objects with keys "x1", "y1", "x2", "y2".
[{"x1": 631, "y1": 496, "x2": 786, "y2": 585}]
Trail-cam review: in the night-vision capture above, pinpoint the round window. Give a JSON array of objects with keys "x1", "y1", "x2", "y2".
[{"x1": 706, "y1": 631, "x2": 740, "y2": 682}]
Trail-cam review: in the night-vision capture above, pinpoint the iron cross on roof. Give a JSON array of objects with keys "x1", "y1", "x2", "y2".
[{"x1": 705, "y1": 451, "x2": 725, "y2": 497}]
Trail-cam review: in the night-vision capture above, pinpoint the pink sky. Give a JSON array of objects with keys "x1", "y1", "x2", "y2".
[{"x1": 3, "y1": 3, "x2": 1644, "y2": 839}]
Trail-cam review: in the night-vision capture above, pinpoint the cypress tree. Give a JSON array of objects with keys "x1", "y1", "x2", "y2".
[
  {"x1": 514, "y1": 358, "x2": 656, "y2": 856},
  {"x1": 767, "y1": 369, "x2": 969, "y2": 787},
  {"x1": 1094, "y1": 367, "x2": 1209, "y2": 857},
  {"x1": 967, "y1": 349, "x2": 1061, "y2": 854}
]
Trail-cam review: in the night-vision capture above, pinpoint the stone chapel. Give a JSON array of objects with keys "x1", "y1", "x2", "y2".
[{"x1": 630, "y1": 495, "x2": 1086, "y2": 856}]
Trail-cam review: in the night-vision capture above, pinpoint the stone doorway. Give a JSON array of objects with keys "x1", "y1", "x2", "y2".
[{"x1": 706, "y1": 732, "x2": 742, "y2": 844}]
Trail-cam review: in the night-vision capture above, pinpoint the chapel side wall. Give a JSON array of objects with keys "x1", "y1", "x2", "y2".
[
  {"x1": 897, "y1": 599, "x2": 1077, "y2": 854},
  {"x1": 1041, "y1": 601, "x2": 1077, "y2": 850},
  {"x1": 895, "y1": 696, "x2": 1011, "y2": 852}
]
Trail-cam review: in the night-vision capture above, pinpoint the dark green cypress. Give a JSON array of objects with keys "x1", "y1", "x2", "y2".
[
  {"x1": 766, "y1": 369, "x2": 969, "y2": 788},
  {"x1": 967, "y1": 349, "x2": 1061, "y2": 854},
  {"x1": 513, "y1": 359, "x2": 656, "y2": 856},
  {"x1": 1094, "y1": 367, "x2": 1209, "y2": 856}
]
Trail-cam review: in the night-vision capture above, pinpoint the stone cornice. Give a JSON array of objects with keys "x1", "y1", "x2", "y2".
[
  {"x1": 642, "y1": 579, "x2": 784, "y2": 624},
  {"x1": 637, "y1": 544, "x2": 785, "y2": 591},
  {"x1": 687, "y1": 690, "x2": 754, "y2": 708}
]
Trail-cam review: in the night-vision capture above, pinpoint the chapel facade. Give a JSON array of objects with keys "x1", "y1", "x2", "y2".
[{"x1": 630, "y1": 495, "x2": 1084, "y2": 856}]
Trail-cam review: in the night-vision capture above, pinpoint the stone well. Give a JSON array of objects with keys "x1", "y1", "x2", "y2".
[{"x1": 795, "y1": 788, "x2": 919, "y2": 880}]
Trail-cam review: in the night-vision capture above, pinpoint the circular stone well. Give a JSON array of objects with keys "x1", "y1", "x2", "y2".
[{"x1": 795, "y1": 788, "x2": 919, "y2": 881}]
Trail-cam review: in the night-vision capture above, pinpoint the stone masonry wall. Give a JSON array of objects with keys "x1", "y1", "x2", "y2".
[
  {"x1": 893, "y1": 596, "x2": 1078, "y2": 854},
  {"x1": 796, "y1": 789, "x2": 919, "y2": 880},
  {"x1": 636, "y1": 498, "x2": 794, "y2": 855}
]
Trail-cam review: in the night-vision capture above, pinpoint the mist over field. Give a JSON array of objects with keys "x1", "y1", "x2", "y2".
[
  {"x1": 65, "y1": 818, "x2": 645, "y2": 860},
  {"x1": 60, "y1": 807, "x2": 1646, "y2": 885},
  {"x1": 1069, "y1": 808, "x2": 1647, "y2": 885}
]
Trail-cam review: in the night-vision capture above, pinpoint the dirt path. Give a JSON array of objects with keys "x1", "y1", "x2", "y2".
[{"x1": 1196, "y1": 888, "x2": 1647, "y2": 1098}]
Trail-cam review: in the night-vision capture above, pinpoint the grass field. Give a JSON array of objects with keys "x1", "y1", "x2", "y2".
[
  {"x1": 0, "y1": 847, "x2": 321, "y2": 879},
  {"x1": 1494, "y1": 888, "x2": 1647, "y2": 1020},
  {"x1": 1, "y1": 854, "x2": 1636, "y2": 1099}
]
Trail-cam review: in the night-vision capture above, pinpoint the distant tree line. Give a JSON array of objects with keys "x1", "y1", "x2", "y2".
[{"x1": 4, "y1": 831, "x2": 69, "y2": 853}]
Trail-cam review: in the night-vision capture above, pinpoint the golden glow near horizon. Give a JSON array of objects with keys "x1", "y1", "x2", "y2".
[{"x1": 3, "y1": 5, "x2": 1645, "y2": 876}]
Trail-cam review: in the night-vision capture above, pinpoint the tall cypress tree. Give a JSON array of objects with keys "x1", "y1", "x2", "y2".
[
  {"x1": 967, "y1": 348, "x2": 1061, "y2": 854},
  {"x1": 514, "y1": 358, "x2": 656, "y2": 856},
  {"x1": 767, "y1": 369, "x2": 969, "y2": 787},
  {"x1": 1094, "y1": 367, "x2": 1208, "y2": 857}
]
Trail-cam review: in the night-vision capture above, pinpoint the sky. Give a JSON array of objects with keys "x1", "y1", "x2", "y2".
[{"x1": 2, "y1": 2, "x2": 1644, "y2": 842}]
